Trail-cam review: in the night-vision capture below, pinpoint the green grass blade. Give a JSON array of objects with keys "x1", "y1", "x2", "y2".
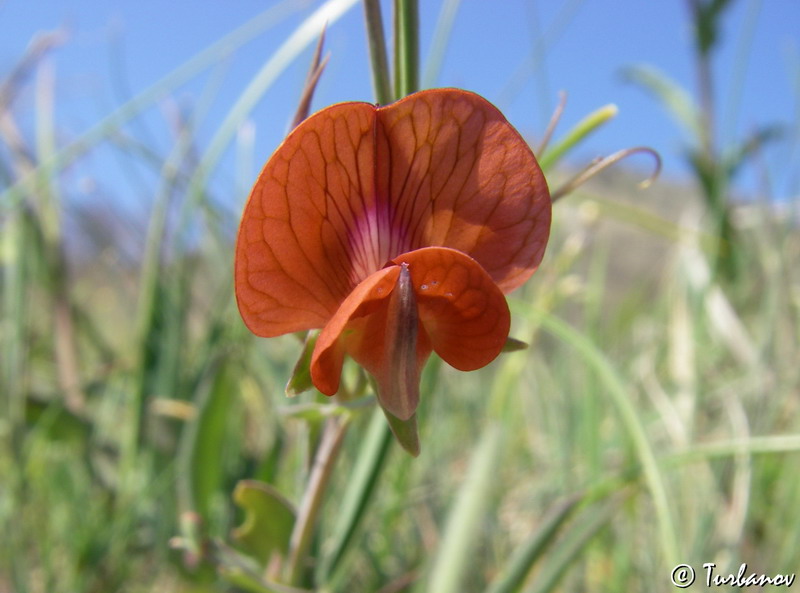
[
  {"x1": 517, "y1": 307, "x2": 680, "y2": 569},
  {"x1": 188, "y1": 0, "x2": 360, "y2": 203},
  {"x1": 421, "y1": 0, "x2": 462, "y2": 88},
  {"x1": 485, "y1": 495, "x2": 582, "y2": 593},
  {"x1": 0, "y1": 0, "x2": 301, "y2": 214},
  {"x1": 319, "y1": 407, "x2": 393, "y2": 583},
  {"x1": 524, "y1": 502, "x2": 616, "y2": 593},
  {"x1": 393, "y1": 0, "x2": 419, "y2": 97},
  {"x1": 420, "y1": 424, "x2": 502, "y2": 593},
  {"x1": 622, "y1": 64, "x2": 701, "y2": 140},
  {"x1": 538, "y1": 104, "x2": 618, "y2": 172},
  {"x1": 669, "y1": 435, "x2": 800, "y2": 462}
]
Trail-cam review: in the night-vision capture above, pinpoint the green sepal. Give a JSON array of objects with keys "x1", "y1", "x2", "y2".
[
  {"x1": 501, "y1": 336, "x2": 528, "y2": 353},
  {"x1": 382, "y1": 406, "x2": 420, "y2": 457},
  {"x1": 285, "y1": 331, "x2": 319, "y2": 397}
]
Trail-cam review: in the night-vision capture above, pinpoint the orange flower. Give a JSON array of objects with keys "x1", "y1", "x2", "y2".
[{"x1": 235, "y1": 88, "x2": 550, "y2": 422}]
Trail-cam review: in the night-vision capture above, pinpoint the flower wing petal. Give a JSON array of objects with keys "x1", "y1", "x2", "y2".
[
  {"x1": 310, "y1": 264, "x2": 434, "y2": 420},
  {"x1": 393, "y1": 246, "x2": 510, "y2": 371},
  {"x1": 235, "y1": 101, "x2": 377, "y2": 337},
  {"x1": 310, "y1": 266, "x2": 400, "y2": 396},
  {"x1": 377, "y1": 88, "x2": 551, "y2": 293}
]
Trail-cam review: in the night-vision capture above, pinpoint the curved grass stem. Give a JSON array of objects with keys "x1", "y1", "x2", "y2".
[{"x1": 284, "y1": 415, "x2": 351, "y2": 586}]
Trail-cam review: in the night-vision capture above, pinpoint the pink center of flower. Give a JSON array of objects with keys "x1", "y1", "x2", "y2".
[{"x1": 347, "y1": 202, "x2": 412, "y2": 284}]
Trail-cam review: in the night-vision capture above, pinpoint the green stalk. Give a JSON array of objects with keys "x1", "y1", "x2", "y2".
[
  {"x1": 362, "y1": 0, "x2": 393, "y2": 104},
  {"x1": 284, "y1": 416, "x2": 350, "y2": 586},
  {"x1": 318, "y1": 407, "x2": 393, "y2": 584},
  {"x1": 393, "y1": 0, "x2": 419, "y2": 98}
]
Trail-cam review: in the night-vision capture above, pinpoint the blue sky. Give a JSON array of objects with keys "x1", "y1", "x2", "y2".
[{"x1": 2, "y1": 0, "x2": 799, "y2": 205}]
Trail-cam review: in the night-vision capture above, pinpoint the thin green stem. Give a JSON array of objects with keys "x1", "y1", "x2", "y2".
[
  {"x1": 393, "y1": 0, "x2": 419, "y2": 98},
  {"x1": 362, "y1": 0, "x2": 393, "y2": 104},
  {"x1": 284, "y1": 416, "x2": 350, "y2": 586},
  {"x1": 319, "y1": 407, "x2": 393, "y2": 584}
]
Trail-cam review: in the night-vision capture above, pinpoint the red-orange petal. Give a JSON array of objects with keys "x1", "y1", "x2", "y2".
[
  {"x1": 392, "y1": 247, "x2": 510, "y2": 371},
  {"x1": 376, "y1": 89, "x2": 551, "y2": 293},
  {"x1": 310, "y1": 266, "x2": 400, "y2": 395},
  {"x1": 235, "y1": 101, "x2": 377, "y2": 337},
  {"x1": 236, "y1": 89, "x2": 550, "y2": 339},
  {"x1": 311, "y1": 263, "x2": 434, "y2": 420},
  {"x1": 311, "y1": 245, "x2": 509, "y2": 419}
]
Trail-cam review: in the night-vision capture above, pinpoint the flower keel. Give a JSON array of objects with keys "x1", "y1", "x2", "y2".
[{"x1": 310, "y1": 246, "x2": 510, "y2": 420}]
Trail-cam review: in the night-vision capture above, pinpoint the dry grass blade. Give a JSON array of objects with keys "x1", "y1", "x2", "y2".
[
  {"x1": 551, "y1": 146, "x2": 662, "y2": 202},
  {"x1": 536, "y1": 90, "x2": 567, "y2": 156},
  {"x1": 0, "y1": 29, "x2": 67, "y2": 113},
  {"x1": 290, "y1": 26, "x2": 330, "y2": 129}
]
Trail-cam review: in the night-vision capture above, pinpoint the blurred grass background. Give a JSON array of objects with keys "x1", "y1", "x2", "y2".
[{"x1": 1, "y1": 1, "x2": 799, "y2": 592}]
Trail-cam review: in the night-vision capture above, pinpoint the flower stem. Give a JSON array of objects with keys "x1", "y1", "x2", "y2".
[
  {"x1": 362, "y1": 0, "x2": 393, "y2": 104},
  {"x1": 393, "y1": 0, "x2": 419, "y2": 98},
  {"x1": 284, "y1": 415, "x2": 350, "y2": 586}
]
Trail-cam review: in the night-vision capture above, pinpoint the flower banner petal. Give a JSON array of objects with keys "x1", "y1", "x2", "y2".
[
  {"x1": 236, "y1": 89, "x2": 551, "y2": 340},
  {"x1": 235, "y1": 101, "x2": 378, "y2": 337},
  {"x1": 376, "y1": 88, "x2": 551, "y2": 293}
]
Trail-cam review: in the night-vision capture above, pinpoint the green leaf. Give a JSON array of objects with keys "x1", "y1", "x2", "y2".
[
  {"x1": 724, "y1": 124, "x2": 785, "y2": 179},
  {"x1": 693, "y1": 0, "x2": 734, "y2": 56},
  {"x1": 231, "y1": 480, "x2": 296, "y2": 563},
  {"x1": 177, "y1": 359, "x2": 240, "y2": 525}
]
